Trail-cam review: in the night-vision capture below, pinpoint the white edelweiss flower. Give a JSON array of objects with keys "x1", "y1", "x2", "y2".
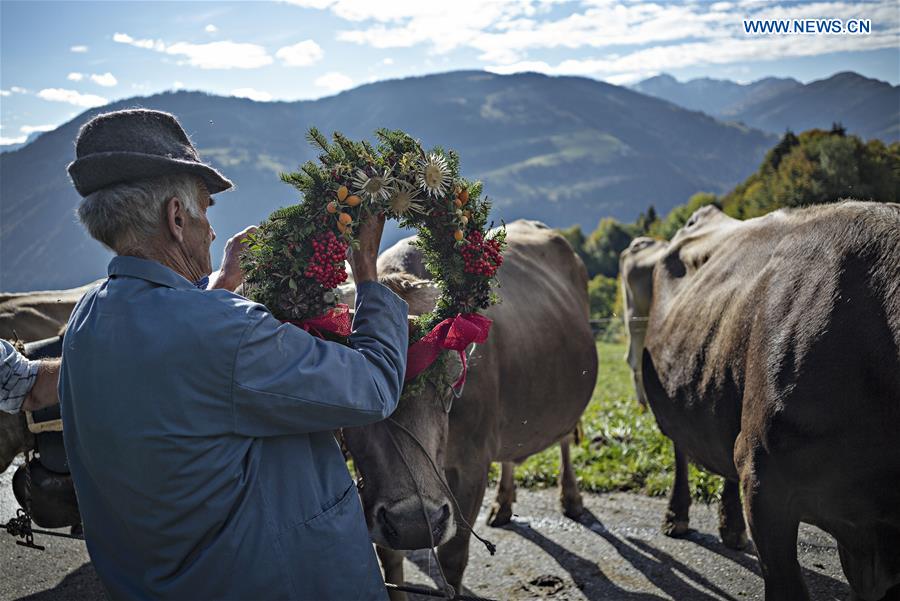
[
  {"x1": 353, "y1": 168, "x2": 395, "y2": 202},
  {"x1": 416, "y1": 152, "x2": 451, "y2": 198}
]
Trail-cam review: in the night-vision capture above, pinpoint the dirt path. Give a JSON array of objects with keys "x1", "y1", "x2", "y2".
[{"x1": 1, "y1": 461, "x2": 849, "y2": 600}]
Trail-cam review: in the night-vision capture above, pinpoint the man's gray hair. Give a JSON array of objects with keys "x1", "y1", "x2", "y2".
[{"x1": 77, "y1": 173, "x2": 202, "y2": 253}]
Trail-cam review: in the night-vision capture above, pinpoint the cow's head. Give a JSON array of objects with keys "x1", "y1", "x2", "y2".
[
  {"x1": 619, "y1": 237, "x2": 668, "y2": 406},
  {"x1": 343, "y1": 273, "x2": 460, "y2": 549}
]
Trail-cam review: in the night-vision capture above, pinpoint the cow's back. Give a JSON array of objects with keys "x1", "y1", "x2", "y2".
[
  {"x1": 461, "y1": 220, "x2": 597, "y2": 462},
  {"x1": 738, "y1": 203, "x2": 900, "y2": 523},
  {"x1": 0, "y1": 281, "x2": 101, "y2": 342},
  {"x1": 643, "y1": 202, "x2": 900, "y2": 595}
]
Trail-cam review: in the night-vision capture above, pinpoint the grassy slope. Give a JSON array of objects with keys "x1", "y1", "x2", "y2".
[{"x1": 504, "y1": 342, "x2": 723, "y2": 504}]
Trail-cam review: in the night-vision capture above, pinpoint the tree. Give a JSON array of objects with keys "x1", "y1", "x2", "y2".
[
  {"x1": 587, "y1": 274, "x2": 618, "y2": 319},
  {"x1": 585, "y1": 218, "x2": 637, "y2": 278}
]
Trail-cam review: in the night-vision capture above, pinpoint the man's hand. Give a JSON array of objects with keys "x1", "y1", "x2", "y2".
[
  {"x1": 22, "y1": 358, "x2": 60, "y2": 413},
  {"x1": 209, "y1": 225, "x2": 257, "y2": 292},
  {"x1": 348, "y1": 212, "x2": 386, "y2": 283}
]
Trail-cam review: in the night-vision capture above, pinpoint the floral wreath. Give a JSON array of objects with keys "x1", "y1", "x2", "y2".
[{"x1": 241, "y1": 128, "x2": 506, "y2": 393}]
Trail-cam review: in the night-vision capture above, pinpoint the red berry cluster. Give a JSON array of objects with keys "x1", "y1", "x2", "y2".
[
  {"x1": 460, "y1": 231, "x2": 504, "y2": 277},
  {"x1": 304, "y1": 231, "x2": 349, "y2": 289}
]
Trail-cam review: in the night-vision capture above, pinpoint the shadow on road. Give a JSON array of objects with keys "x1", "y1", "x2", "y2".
[
  {"x1": 684, "y1": 530, "x2": 849, "y2": 601},
  {"x1": 576, "y1": 509, "x2": 735, "y2": 601},
  {"x1": 504, "y1": 518, "x2": 666, "y2": 601},
  {"x1": 17, "y1": 562, "x2": 104, "y2": 601}
]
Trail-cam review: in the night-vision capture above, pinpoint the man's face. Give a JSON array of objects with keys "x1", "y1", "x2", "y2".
[{"x1": 183, "y1": 181, "x2": 217, "y2": 275}]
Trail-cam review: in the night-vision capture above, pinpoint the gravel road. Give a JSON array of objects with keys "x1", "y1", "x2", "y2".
[{"x1": 1, "y1": 461, "x2": 849, "y2": 600}]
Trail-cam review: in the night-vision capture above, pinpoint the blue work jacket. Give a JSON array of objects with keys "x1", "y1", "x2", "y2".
[{"x1": 59, "y1": 256, "x2": 408, "y2": 600}]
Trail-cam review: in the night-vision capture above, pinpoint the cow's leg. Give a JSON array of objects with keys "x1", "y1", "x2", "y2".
[
  {"x1": 737, "y1": 436, "x2": 808, "y2": 601},
  {"x1": 486, "y1": 462, "x2": 515, "y2": 527},
  {"x1": 559, "y1": 436, "x2": 583, "y2": 519},
  {"x1": 377, "y1": 545, "x2": 406, "y2": 601},
  {"x1": 718, "y1": 479, "x2": 749, "y2": 550},
  {"x1": 662, "y1": 443, "x2": 691, "y2": 537},
  {"x1": 438, "y1": 460, "x2": 490, "y2": 593}
]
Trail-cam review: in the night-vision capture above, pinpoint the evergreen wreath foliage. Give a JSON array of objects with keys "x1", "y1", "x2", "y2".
[{"x1": 241, "y1": 127, "x2": 506, "y2": 358}]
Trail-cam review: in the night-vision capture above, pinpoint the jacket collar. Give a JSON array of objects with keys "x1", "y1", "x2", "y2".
[{"x1": 108, "y1": 256, "x2": 197, "y2": 290}]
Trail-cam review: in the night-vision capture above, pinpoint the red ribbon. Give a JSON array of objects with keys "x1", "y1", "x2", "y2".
[
  {"x1": 285, "y1": 303, "x2": 352, "y2": 339},
  {"x1": 405, "y1": 313, "x2": 492, "y2": 392}
]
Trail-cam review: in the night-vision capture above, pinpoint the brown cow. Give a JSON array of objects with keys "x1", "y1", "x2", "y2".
[
  {"x1": 642, "y1": 202, "x2": 900, "y2": 600},
  {"x1": 0, "y1": 281, "x2": 100, "y2": 342},
  {"x1": 0, "y1": 282, "x2": 98, "y2": 471},
  {"x1": 342, "y1": 220, "x2": 598, "y2": 593},
  {"x1": 620, "y1": 235, "x2": 749, "y2": 549}
]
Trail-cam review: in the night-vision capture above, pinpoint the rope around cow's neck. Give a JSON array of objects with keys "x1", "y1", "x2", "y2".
[
  {"x1": 385, "y1": 417, "x2": 497, "y2": 556},
  {"x1": 383, "y1": 422, "x2": 455, "y2": 599}
]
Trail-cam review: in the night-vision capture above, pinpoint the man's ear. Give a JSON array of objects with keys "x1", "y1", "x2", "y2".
[{"x1": 166, "y1": 196, "x2": 186, "y2": 243}]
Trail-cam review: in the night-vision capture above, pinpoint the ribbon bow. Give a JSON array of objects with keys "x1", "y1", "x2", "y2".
[
  {"x1": 405, "y1": 313, "x2": 493, "y2": 392},
  {"x1": 286, "y1": 303, "x2": 352, "y2": 338}
]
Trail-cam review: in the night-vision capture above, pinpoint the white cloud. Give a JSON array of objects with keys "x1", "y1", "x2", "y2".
[
  {"x1": 301, "y1": 0, "x2": 900, "y2": 74},
  {"x1": 0, "y1": 135, "x2": 27, "y2": 146},
  {"x1": 0, "y1": 90, "x2": 9, "y2": 96},
  {"x1": 67, "y1": 72, "x2": 84, "y2": 81},
  {"x1": 90, "y1": 72, "x2": 118, "y2": 87},
  {"x1": 231, "y1": 87, "x2": 273, "y2": 101},
  {"x1": 37, "y1": 88, "x2": 108, "y2": 108},
  {"x1": 113, "y1": 32, "x2": 163, "y2": 50},
  {"x1": 173, "y1": 81, "x2": 185, "y2": 89},
  {"x1": 167, "y1": 41, "x2": 272, "y2": 69},
  {"x1": 10, "y1": 87, "x2": 27, "y2": 94},
  {"x1": 70, "y1": 45, "x2": 88, "y2": 53},
  {"x1": 314, "y1": 71, "x2": 354, "y2": 93},
  {"x1": 205, "y1": 24, "x2": 218, "y2": 33},
  {"x1": 275, "y1": 40, "x2": 324, "y2": 67},
  {"x1": 114, "y1": 31, "x2": 273, "y2": 69},
  {"x1": 382, "y1": 57, "x2": 394, "y2": 65},
  {"x1": 487, "y1": 28, "x2": 900, "y2": 78},
  {"x1": 20, "y1": 124, "x2": 55, "y2": 134}
]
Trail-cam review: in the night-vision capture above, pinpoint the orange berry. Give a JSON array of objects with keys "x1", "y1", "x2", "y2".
[
  {"x1": 337, "y1": 185, "x2": 349, "y2": 201},
  {"x1": 461, "y1": 215, "x2": 469, "y2": 225},
  {"x1": 339, "y1": 212, "x2": 353, "y2": 225},
  {"x1": 454, "y1": 199, "x2": 463, "y2": 208},
  {"x1": 326, "y1": 201, "x2": 338, "y2": 214},
  {"x1": 337, "y1": 221, "x2": 347, "y2": 234},
  {"x1": 459, "y1": 189, "x2": 469, "y2": 205},
  {"x1": 464, "y1": 210, "x2": 472, "y2": 219},
  {"x1": 346, "y1": 195, "x2": 361, "y2": 207},
  {"x1": 454, "y1": 230, "x2": 464, "y2": 241}
]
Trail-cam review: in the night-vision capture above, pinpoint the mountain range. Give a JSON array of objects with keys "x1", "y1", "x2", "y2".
[
  {"x1": 633, "y1": 71, "x2": 899, "y2": 142},
  {"x1": 3, "y1": 68, "x2": 894, "y2": 292}
]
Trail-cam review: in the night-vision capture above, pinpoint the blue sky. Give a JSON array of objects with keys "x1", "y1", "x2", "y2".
[{"x1": 1, "y1": 0, "x2": 898, "y2": 146}]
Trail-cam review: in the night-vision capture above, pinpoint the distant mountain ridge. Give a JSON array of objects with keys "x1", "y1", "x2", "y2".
[
  {"x1": 3, "y1": 70, "x2": 775, "y2": 291},
  {"x1": 633, "y1": 71, "x2": 899, "y2": 142}
]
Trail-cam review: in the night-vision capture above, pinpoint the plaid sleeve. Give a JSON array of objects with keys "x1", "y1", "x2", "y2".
[{"x1": 1, "y1": 339, "x2": 40, "y2": 414}]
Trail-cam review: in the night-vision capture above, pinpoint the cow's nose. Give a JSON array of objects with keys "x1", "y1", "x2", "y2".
[
  {"x1": 375, "y1": 501, "x2": 452, "y2": 548},
  {"x1": 428, "y1": 503, "x2": 451, "y2": 542}
]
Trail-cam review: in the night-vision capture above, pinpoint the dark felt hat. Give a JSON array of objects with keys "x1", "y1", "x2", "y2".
[{"x1": 67, "y1": 109, "x2": 233, "y2": 197}]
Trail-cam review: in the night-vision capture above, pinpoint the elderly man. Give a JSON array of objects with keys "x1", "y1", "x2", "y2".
[{"x1": 60, "y1": 109, "x2": 408, "y2": 600}]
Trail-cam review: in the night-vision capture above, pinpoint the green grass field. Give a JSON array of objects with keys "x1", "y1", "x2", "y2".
[{"x1": 501, "y1": 342, "x2": 723, "y2": 504}]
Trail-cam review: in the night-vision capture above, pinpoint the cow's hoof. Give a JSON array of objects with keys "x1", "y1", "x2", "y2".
[
  {"x1": 662, "y1": 512, "x2": 690, "y2": 537},
  {"x1": 487, "y1": 502, "x2": 513, "y2": 527},
  {"x1": 561, "y1": 494, "x2": 583, "y2": 520},
  {"x1": 720, "y1": 528, "x2": 749, "y2": 550}
]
